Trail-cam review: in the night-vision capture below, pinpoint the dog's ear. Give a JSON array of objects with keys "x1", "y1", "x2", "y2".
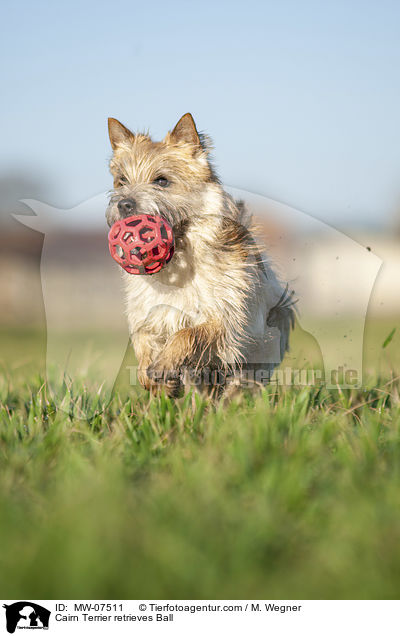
[
  {"x1": 108, "y1": 118, "x2": 135, "y2": 150},
  {"x1": 170, "y1": 113, "x2": 200, "y2": 147}
]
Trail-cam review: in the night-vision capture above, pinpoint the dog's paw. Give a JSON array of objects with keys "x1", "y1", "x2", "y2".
[
  {"x1": 147, "y1": 364, "x2": 179, "y2": 382},
  {"x1": 164, "y1": 376, "x2": 183, "y2": 398},
  {"x1": 147, "y1": 363, "x2": 183, "y2": 397}
]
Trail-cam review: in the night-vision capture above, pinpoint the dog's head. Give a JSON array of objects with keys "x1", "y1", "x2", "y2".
[{"x1": 106, "y1": 113, "x2": 220, "y2": 229}]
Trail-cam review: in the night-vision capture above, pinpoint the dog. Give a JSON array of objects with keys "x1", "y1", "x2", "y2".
[{"x1": 106, "y1": 113, "x2": 295, "y2": 397}]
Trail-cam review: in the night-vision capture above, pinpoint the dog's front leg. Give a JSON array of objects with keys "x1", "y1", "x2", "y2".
[
  {"x1": 147, "y1": 321, "x2": 225, "y2": 396},
  {"x1": 132, "y1": 329, "x2": 163, "y2": 392}
]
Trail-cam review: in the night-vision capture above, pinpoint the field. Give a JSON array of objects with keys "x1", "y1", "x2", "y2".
[{"x1": 0, "y1": 320, "x2": 399, "y2": 599}]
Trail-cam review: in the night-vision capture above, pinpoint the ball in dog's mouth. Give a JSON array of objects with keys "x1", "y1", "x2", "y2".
[{"x1": 108, "y1": 214, "x2": 174, "y2": 275}]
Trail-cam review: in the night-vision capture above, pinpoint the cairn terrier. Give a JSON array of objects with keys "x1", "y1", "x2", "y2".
[{"x1": 106, "y1": 113, "x2": 295, "y2": 397}]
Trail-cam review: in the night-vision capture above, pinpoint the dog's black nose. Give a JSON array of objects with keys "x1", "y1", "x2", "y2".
[{"x1": 118, "y1": 198, "x2": 137, "y2": 217}]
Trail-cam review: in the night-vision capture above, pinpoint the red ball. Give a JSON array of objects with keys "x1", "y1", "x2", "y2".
[{"x1": 108, "y1": 214, "x2": 174, "y2": 275}]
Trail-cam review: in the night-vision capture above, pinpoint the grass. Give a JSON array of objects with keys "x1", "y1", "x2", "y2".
[{"x1": 0, "y1": 321, "x2": 399, "y2": 599}]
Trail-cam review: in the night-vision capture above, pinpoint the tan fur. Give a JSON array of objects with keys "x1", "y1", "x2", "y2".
[{"x1": 107, "y1": 114, "x2": 295, "y2": 397}]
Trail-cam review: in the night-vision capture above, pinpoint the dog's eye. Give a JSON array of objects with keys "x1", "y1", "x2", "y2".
[
  {"x1": 153, "y1": 176, "x2": 170, "y2": 188},
  {"x1": 118, "y1": 175, "x2": 128, "y2": 186}
]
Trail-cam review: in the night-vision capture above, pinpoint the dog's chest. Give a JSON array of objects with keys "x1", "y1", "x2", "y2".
[{"x1": 123, "y1": 266, "x2": 210, "y2": 335}]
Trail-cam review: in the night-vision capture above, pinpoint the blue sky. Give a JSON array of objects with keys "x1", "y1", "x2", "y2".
[{"x1": 1, "y1": 0, "x2": 400, "y2": 228}]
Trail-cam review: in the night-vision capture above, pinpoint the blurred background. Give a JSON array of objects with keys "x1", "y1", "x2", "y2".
[{"x1": 0, "y1": 0, "x2": 399, "y2": 381}]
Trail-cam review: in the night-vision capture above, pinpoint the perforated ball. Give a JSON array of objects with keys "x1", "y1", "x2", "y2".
[{"x1": 108, "y1": 214, "x2": 174, "y2": 275}]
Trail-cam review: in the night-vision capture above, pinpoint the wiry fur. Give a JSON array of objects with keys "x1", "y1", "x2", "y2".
[{"x1": 106, "y1": 113, "x2": 295, "y2": 397}]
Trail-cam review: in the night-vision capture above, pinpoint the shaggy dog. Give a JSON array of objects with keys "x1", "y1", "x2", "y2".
[{"x1": 106, "y1": 113, "x2": 295, "y2": 396}]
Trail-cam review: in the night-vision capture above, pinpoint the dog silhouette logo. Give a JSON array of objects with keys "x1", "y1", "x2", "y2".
[{"x1": 2, "y1": 602, "x2": 50, "y2": 633}]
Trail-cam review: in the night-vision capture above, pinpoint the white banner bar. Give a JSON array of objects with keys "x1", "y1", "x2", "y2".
[{"x1": 1, "y1": 600, "x2": 399, "y2": 635}]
